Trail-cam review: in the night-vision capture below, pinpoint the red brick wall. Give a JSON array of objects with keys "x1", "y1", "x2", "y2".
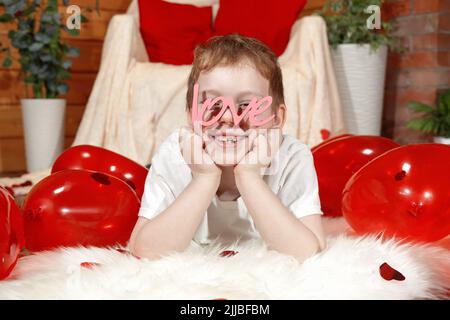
[{"x1": 383, "y1": 0, "x2": 450, "y2": 144}]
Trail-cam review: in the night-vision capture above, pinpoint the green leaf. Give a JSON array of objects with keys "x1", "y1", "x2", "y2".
[
  {"x1": 62, "y1": 60, "x2": 72, "y2": 69},
  {"x1": 437, "y1": 89, "x2": 450, "y2": 111},
  {"x1": 11, "y1": 37, "x2": 29, "y2": 49},
  {"x1": 22, "y1": 4, "x2": 37, "y2": 17},
  {"x1": 2, "y1": 56, "x2": 12, "y2": 68},
  {"x1": 407, "y1": 102, "x2": 434, "y2": 114},
  {"x1": 24, "y1": 76, "x2": 35, "y2": 84},
  {"x1": 46, "y1": 82, "x2": 57, "y2": 92},
  {"x1": 29, "y1": 63, "x2": 40, "y2": 74},
  {"x1": 407, "y1": 118, "x2": 435, "y2": 134},
  {"x1": 37, "y1": 70, "x2": 49, "y2": 80},
  {"x1": 57, "y1": 83, "x2": 68, "y2": 95},
  {"x1": 0, "y1": 13, "x2": 14, "y2": 22},
  {"x1": 5, "y1": 3, "x2": 20, "y2": 15},
  {"x1": 18, "y1": 20, "x2": 31, "y2": 33},
  {"x1": 41, "y1": 13, "x2": 53, "y2": 23},
  {"x1": 7, "y1": 30, "x2": 15, "y2": 39},
  {"x1": 58, "y1": 69, "x2": 70, "y2": 80},
  {"x1": 65, "y1": 28, "x2": 80, "y2": 37},
  {"x1": 35, "y1": 33, "x2": 51, "y2": 44},
  {"x1": 422, "y1": 118, "x2": 437, "y2": 134},
  {"x1": 29, "y1": 42, "x2": 44, "y2": 52},
  {"x1": 53, "y1": 12, "x2": 61, "y2": 22},
  {"x1": 40, "y1": 54, "x2": 52, "y2": 62},
  {"x1": 66, "y1": 47, "x2": 80, "y2": 57}
]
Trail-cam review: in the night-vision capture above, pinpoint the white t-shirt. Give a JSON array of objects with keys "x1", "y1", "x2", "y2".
[{"x1": 138, "y1": 130, "x2": 323, "y2": 245}]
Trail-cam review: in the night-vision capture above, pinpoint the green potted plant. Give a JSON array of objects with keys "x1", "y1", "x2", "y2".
[
  {"x1": 317, "y1": 0, "x2": 399, "y2": 136},
  {"x1": 0, "y1": 0, "x2": 83, "y2": 172},
  {"x1": 407, "y1": 89, "x2": 450, "y2": 145}
]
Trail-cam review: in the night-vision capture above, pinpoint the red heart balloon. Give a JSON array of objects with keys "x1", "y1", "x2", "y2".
[
  {"x1": 342, "y1": 144, "x2": 450, "y2": 242},
  {"x1": 313, "y1": 136, "x2": 400, "y2": 217},
  {"x1": 311, "y1": 134, "x2": 353, "y2": 152},
  {"x1": 0, "y1": 186, "x2": 25, "y2": 280},
  {"x1": 23, "y1": 170, "x2": 140, "y2": 251},
  {"x1": 51, "y1": 145, "x2": 148, "y2": 200}
]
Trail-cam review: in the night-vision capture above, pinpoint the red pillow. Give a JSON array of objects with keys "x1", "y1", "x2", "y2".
[
  {"x1": 214, "y1": 0, "x2": 307, "y2": 56},
  {"x1": 138, "y1": 0, "x2": 213, "y2": 65}
]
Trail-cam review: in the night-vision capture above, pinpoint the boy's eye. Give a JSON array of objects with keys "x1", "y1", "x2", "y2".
[
  {"x1": 198, "y1": 100, "x2": 222, "y2": 108},
  {"x1": 236, "y1": 102, "x2": 250, "y2": 116},
  {"x1": 238, "y1": 102, "x2": 250, "y2": 109},
  {"x1": 213, "y1": 101, "x2": 223, "y2": 109}
]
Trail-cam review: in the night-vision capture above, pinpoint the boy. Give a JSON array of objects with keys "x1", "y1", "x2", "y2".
[{"x1": 129, "y1": 34, "x2": 326, "y2": 262}]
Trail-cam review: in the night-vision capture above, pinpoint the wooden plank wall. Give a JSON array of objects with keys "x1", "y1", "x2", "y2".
[{"x1": 0, "y1": 0, "x2": 325, "y2": 174}]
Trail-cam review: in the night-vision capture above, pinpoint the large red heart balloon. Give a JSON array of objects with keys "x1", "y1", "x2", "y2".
[
  {"x1": 23, "y1": 170, "x2": 140, "y2": 251},
  {"x1": 313, "y1": 136, "x2": 400, "y2": 217},
  {"x1": 311, "y1": 134, "x2": 353, "y2": 152},
  {"x1": 0, "y1": 186, "x2": 25, "y2": 280},
  {"x1": 51, "y1": 145, "x2": 148, "y2": 200},
  {"x1": 342, "y1": 144, "x2": 450, "y2": 242}
]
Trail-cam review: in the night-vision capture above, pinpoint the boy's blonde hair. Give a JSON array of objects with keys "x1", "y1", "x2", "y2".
[{"x1": 186, "y1": 34, "x2": 285, "y2": 111}]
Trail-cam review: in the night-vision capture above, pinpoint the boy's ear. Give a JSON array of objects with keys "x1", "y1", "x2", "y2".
[{"x1": 274, "y1": 104, "x2": 287, "y2": 129}]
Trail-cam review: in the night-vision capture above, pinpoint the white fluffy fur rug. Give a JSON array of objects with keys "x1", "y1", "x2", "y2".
[{"x1": 1, "y1": 235, "x2": 449, "y2": 300}]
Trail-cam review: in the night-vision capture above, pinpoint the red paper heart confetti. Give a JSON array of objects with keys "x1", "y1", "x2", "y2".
[
  {"x1": 379, "y1": 262, "x2": 405, "y2": 281},
  {"x1": 80, "y1": 262, "x2": 102, "y2": 269},
  {"x1": 114, "y1": 248, "x2": 141, "y2": 259},
  {"x1": 219, "y1": 250, "x2": 238, "y2": 257},
  {"x1": 10, "y1": 180, "x2": 33, "y2": 188},
  {"x1": 320, "y1": 129, "x2": 331, "y2": 141}
]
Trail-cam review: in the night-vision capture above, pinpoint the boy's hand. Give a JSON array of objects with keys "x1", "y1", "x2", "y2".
[
  {"x1": 234, "y1": 129, "x2": 281, "y2": 178},
  {"x1": 179, "y1": 126, "x2": 222, "y2": 179}
]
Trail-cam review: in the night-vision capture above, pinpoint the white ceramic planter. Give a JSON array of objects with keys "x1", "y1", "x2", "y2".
[
  {"x1": 433, "y1": 136, "x2": 450, "y2": 145},
  {"x1": 21, "y1": 99, "x2": 66, "y2": 172},
  {"x1": 331, "y1": 44, "x2": 388, "y2": 135}
]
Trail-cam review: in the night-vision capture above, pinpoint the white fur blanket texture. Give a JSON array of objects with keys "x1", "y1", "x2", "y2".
[{"x1": 1, "y1": 233, "x2": 449, "y2": 300}]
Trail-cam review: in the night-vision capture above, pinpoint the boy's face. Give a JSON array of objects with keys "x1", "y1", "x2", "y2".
[{"x1": 190, "y1": 62, "x2": 285, "y2": 166}]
